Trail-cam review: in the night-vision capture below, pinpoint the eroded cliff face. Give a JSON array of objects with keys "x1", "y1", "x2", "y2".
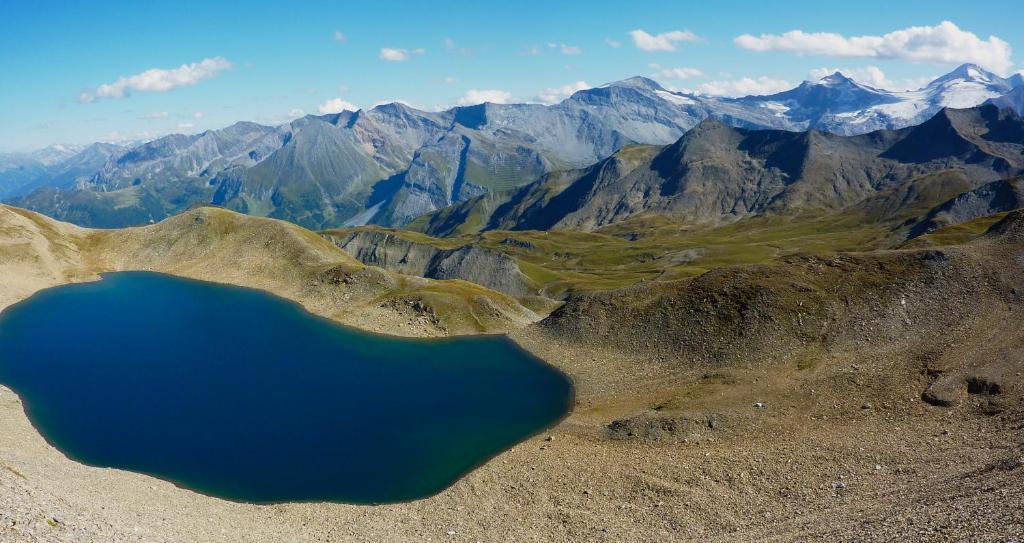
[{"x1": 325, "y1": 229, "x2": 538, "y2": 298}]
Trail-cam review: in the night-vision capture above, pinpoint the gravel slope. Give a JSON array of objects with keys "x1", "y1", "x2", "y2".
[{"x1": 1, "y1": 205, "x2": 1022, "y2": 542}]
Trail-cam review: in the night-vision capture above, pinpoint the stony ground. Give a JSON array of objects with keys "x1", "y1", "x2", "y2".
[{"x1": 1, "y1": 205, "x2": 1022, "y2": 542}]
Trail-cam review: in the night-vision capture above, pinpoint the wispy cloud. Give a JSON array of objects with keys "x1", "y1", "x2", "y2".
[
  {"x1": 332, "y1": 30, "x2": 347, "y2": 43},
  {"x1": 535, "y1": 81, "x2": 591, "y2": 104},
  {"x1": 518, "y1": 45, "x2": 543, "y2": 57},
  {"x1": 79, "y1": 57, "x2": 232, "y2": 103},
  {"x1": 379, "y1": 47, "x2": 426, "y2": 62},
  {"x1": 444, "y1": 37, "x2": 472, "y2": 56},
  {"x1": 604, "y1": 38, "x2": 622, "y2": 48},
  {"x1": 649, "y1": 64, "x2": 705, "y2": 79},
  {"x1": 695, "y1": 76, "x2": 792, "y2": 97},
  {"x1": 735, "y1": 21, "x2": 1013, "y2": 74},
  {"x1": 318, "y1": 98, "x2": 359, "y2": 114},
  {"x1": 630, "y1": 29, "x2": 700, "y2": 52},
  {"x1": 141, "y1": 111, "x2": 169, "y2": 120},
  {"x1": 456, "y1": 89, "x2": 513, "y2": 105},
  {"x1": 548, "y1": 43, "x2": 582, "y2": 55}
]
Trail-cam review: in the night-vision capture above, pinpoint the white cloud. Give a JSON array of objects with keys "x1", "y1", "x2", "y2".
[
  {"x1": 629, "y1": 29, "x2": 700, "y2": 52},
  {"x1": 379, "y1": 47, "x2": 424, "y2": 61},
  {"x1": 535, "y1": 81, "x2": 591, "y2": 104},
  {"x1": 80, "y1": 57, "x2": 232, "y2": 102},
  {"x1": 443, "y1": 76, "x2": 457, "y2": 84},
  {"x1": 193, "y1": 111, "x2": 204, "y2": 119},
  {"x1": 549, "y1": 43, "x2": 582, "y2": 55},
  {"x1": 288, "y1": 108, "x2": 306, "y2": 118},
  {"x1": 332, "y1": 31, "x2": 347, "y2": 43},
  {"x1": 806, "y1": 65, "x2": 934, "y2": 91},
  {"x1": 379, "y1": 48, "x2": 409, "y2": 61},
  {"x1": 456, "y1": 89, "x2": 513, "y2": 106},
  {"x1": 649, "y1": 64, "x2": 705, "y2": 79},
  {"x1": 695, "y1": 76, "x2": 793, "y2": 97},
  {"x1": 142, "y1": 111, "x2": 169, "y2": 120},
  {"x1": 735, "y1": 21, "x2": 1013, "y2": 74},
  {"x1": 318, "y1": 98, "x2": 359, "y2": 114},
  {"x1": 176, "y1": 123, "x2": 195, "y2": 131},
  {"x1": 605, "y1": 38, "x2": 622, "y2": 48}
]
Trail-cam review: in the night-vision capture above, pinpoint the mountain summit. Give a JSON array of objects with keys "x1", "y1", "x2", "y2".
[{"x1": 5, "y1": 64, "x2": 1023, "y2": 230}]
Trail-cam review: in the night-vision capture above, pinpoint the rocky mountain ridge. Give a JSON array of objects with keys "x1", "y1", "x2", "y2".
[
  {"x1": 6, "y1": 64, "x2": 1023, "y2": 229},
  {"x1": 412, "y1": 104, "x2": 1024, "y2": 235}
]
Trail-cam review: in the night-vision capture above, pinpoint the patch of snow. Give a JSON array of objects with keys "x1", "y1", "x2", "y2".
[
  {"x1": 935, "y1": 81, "x2": 1001, "y2": 108},
  {"x1": 759, "y1": 101, "x2": 790, "y2": 114},
  {"x1": 655, "y1": 90, "x2": 696, "y2": 106},
  {"x1": 870, "y1": 99, "x2": 928, "y2": 120}
]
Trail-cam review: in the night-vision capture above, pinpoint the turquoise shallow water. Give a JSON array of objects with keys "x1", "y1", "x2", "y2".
[{"x1": 0, "y1": 272, "x2": 573, "y2": 504}]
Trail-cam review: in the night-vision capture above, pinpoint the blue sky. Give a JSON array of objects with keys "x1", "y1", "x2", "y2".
[{"x1": 2, "y1": 0, "x2": 1022, "y2": 150}]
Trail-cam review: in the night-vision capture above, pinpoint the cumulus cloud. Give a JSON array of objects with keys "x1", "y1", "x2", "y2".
[
  {"x1": 806, "y1": 65, "x2": 933, "y2": 91},
  {"x1": 79, "y1": 57, "x2": 232, "y2": 102},
  {"x1": 629, "y1": 29, "x2": 700, "y2": 52},
  {"x1": 379, "y1": 47, "x2": 425, "y2": 61},
  {"x1": 535, "y1": 81, "x2": 591, "y2": 104},
  {"x1": 695, "y1": 76, "x2": 793, "y2": 97},
  {"x1": 518, "y1": 45, "x2": 543, "y2": 57},
  {"x1": 456, "y1": 89, "x2": 513, "y2": 106},
  {"x1": 318, "y1": 98, "x2": 359, "y2": 114},
  {"x1": 332, "y1": 31, "x2": 347, "y2": 43},
  {"x1": 288, "y1": 108, "x2": 306, "y2": 118},
  {"x1": 735, "y1": 21, "x2": 1013, "y2": 73},
  {"x1": 649, "y1": 64, "x2": 705, "y2": 79}
]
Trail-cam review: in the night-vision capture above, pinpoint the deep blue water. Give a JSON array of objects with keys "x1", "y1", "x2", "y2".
[{"x1": 0, "y1": 272, "x2": 572, "y2": 504}]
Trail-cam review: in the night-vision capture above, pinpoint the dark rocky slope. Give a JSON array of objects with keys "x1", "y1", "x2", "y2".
[{"x1": 414, "y1": 105, "x2": 1024, "y2": 235}]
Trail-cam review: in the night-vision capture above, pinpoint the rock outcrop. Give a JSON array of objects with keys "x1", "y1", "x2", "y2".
[{"x1": 324, "y1": 229, "x2": 537, "y2": 297}]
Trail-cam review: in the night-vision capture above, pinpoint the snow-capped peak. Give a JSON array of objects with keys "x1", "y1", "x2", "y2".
[
  {"x1": 818, "y1": 71, "x2": 857, "y2": 87},
  {"x1": 927, "y1": 63, "x2": 1006, "y2": 89}
]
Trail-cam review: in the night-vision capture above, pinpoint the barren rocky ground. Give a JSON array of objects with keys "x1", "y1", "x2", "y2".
[{"x1": 1, "y1": 204, "x2": 1022, "y2": 542}]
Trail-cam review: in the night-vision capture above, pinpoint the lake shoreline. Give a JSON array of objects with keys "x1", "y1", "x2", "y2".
[
  {"x1": 3, "y1": 205, "x2": 1021, "y2": 541},
  {"x1": 0, "y1": 271, "x2": 576, "y2": 506}
]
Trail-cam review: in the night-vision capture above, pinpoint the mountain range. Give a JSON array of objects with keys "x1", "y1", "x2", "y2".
[
  {"x1": 411, "y1": 104, "x2": 1024, "y2": 236},
  {"x1": 3, "y1": 63, "x2": 1022, "y2": 229}
]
